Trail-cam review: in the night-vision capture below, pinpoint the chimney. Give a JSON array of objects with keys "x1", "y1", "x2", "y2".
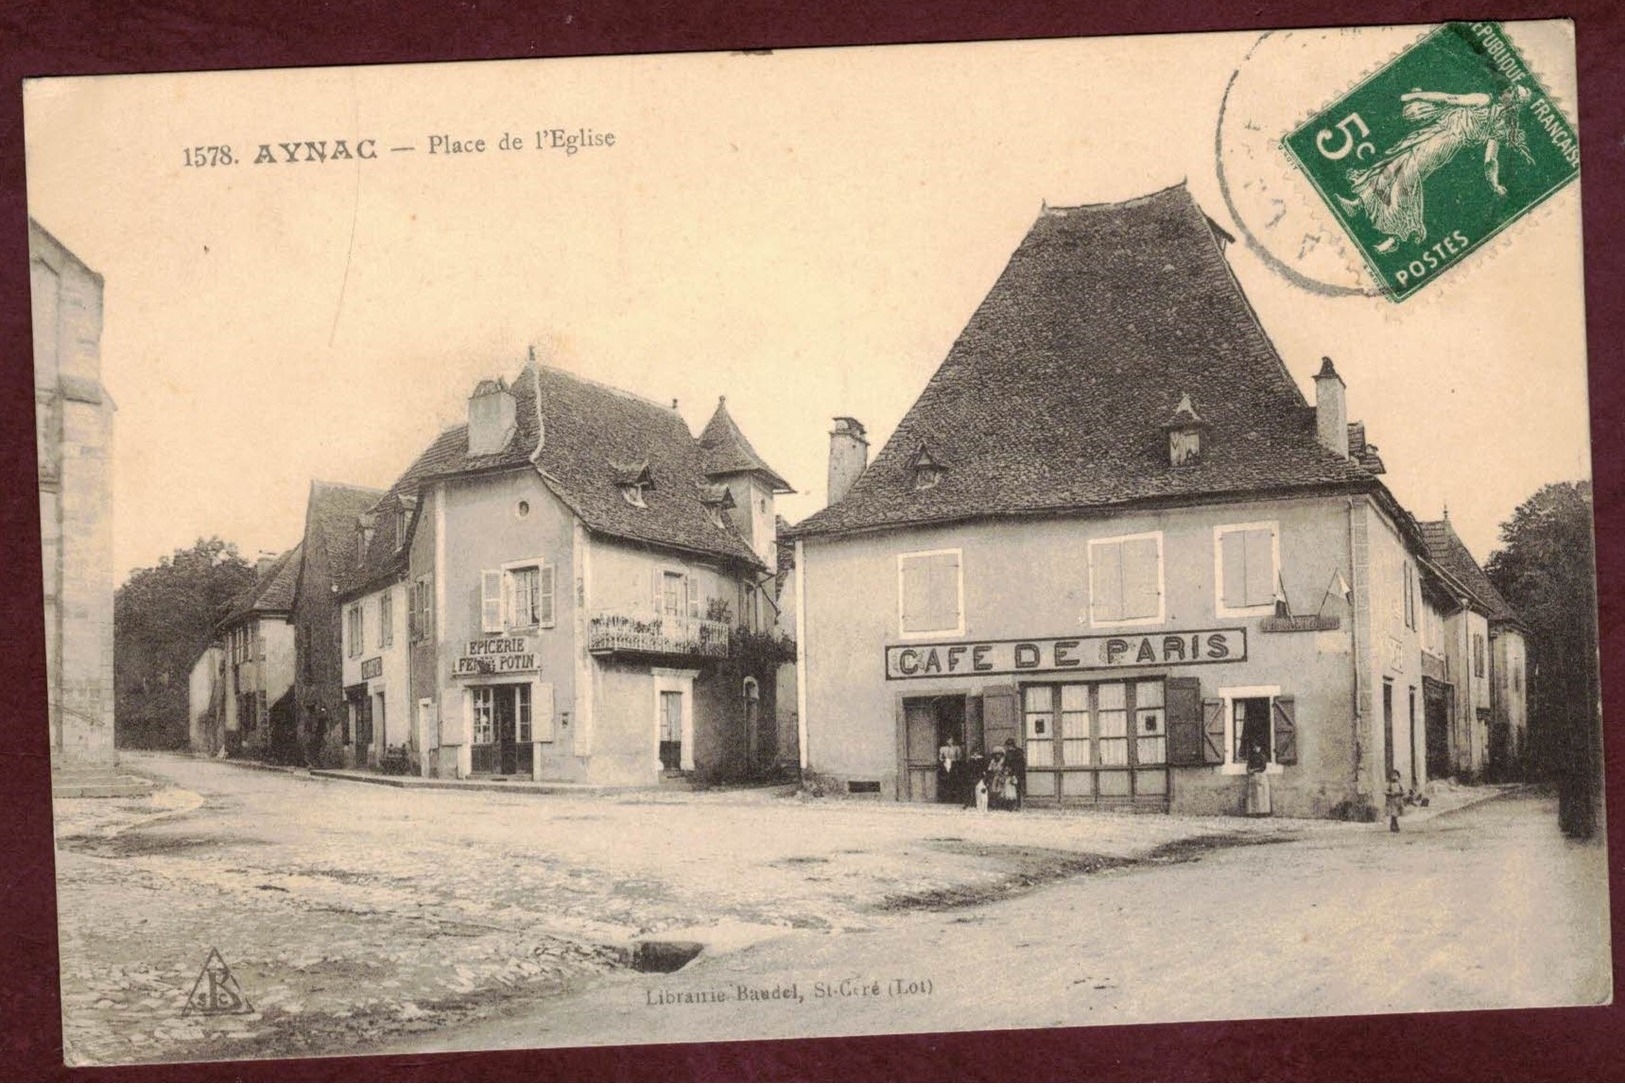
[
  {"x1": 1314, "y1": 357, "x2": 1349, "y2": 459},
  {"x1": 255, "y1": 553, "x2": 277, "y2": 577},
  {"x1": 827, "y1": 417, "x2": 868, "y2": 506},
  {"x1": 467, "y1": 377, "x2": 517, "y2": 456}
]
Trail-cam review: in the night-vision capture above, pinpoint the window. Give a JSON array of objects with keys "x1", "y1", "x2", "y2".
[
  {"x1": 410, "y1": 575, "x2": 432, "y2": 643},
  {"x1": 1134, "y1": 680, "x2": 1166, "y2": 765},
  {"x1": 1215, "y1": 524, "x2": 1276, "y2": 616},
  {"x1": 1473, "y1": 633, "x2": 1486, "y2": 678},
  {"x1": 898, "y1": 549, "x2": 963, "y2": 637},
  {"x1": 396, "y1": 508, "x2": 409, "y2": 546},
  {"x1": 622, "y1": 483, "x2": 648, "y2": 508},
  {"x1": 505, "y1": 564, "x2": 556, "y2": 628},
  {"x1": 1090, "y1": 533, "x2": 1162, "y2": 625},
  {"x1": 516, "y1": 684, "x2": 532, "y2": 744},
  {"x1": 657, "y1": 569, "x2": 699, "y2": 621},
  {"x1": 379, "y1": 589, "x2": 393, "y2": 649},
  {"x1": 1216, "y1": 687, "x2": 1297, "y2": 771},
  {"x1": 346, "y1": 603, "x2": 364, "y2": 658},
  {"x1": 472, "y1": 688, "x2": 495, "y2": 745}
]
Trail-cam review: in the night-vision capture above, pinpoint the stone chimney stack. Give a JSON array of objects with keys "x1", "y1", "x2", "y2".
[
  {"x1": 1314, "y1": 357, "x2": 1349, "y2": 459},
  {"x1": 827, "y1": 417, "x2": 869, "y2": 506},
  {"x1": 467, "y1": 377, "x2": 517, "y2": 456},
  {"x1": 255, "y1": 553, "x2": 278, "y2": 577}
]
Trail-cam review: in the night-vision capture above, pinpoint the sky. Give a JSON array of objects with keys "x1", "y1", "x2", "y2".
[{"x1": 22, "y1": 22, "x2": 1589, "y2": 580}]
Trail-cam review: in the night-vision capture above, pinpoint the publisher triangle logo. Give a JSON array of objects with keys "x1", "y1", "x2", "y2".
[{"x1": 182, "y1": 948, "x2": 252, "y2": 1016}]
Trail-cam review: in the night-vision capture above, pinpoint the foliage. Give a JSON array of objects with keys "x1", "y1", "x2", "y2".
[
  {"x1": 734, "y1": 626, "x2": 797, "y2": 667},
  {"x1": 1486, "y1": 481, "x2": 1601, "y2": 838},
  {"x1": 114, "y1": 537, "x2": 258, "y2": 749}
]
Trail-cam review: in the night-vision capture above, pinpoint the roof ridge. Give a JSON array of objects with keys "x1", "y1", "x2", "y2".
[
  {"x1": 1042, "y1": 180, "x2": 1189, "y2": 215},
  {"x1": 533, "y1": 362, "x2": 680, "y2": 415}
]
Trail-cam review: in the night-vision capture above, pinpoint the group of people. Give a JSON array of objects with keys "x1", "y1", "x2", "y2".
[{"x1": 937, "y1": 736, "x2": 1025, "y2": 811}]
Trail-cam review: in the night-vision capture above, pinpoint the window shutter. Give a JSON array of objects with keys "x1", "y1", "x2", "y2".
[
  {"x1": 1221, "y1": 532, "x2": 1247, "y2": 610},
  {"x1": 533, "y1": 682, "x2": 556, "y2": 741},
  {"x1": 982, "y1": 684, "x2": 1019, "y2": 754},
  {"x1": 1202, "y1": 698, "x2": 1225, "y2": 764},
  {"x1": 1243, "y1": 528, "x2": 1274, "y2": 607},
  {"x1": 540, "y1": 565, "x2": 556, "y2": 627},
  {"x1": 686, "y1": 574, "x2": 699, "y2": 620},
  {"x1": 1093, "y1": 541, "x2": 1123, "y2": 622},
  {"x1": 481, "y1": 569, "x2": 504, "y2": 633},
  {"x1": 652, "y1": 567, "x2": 665, "y2": 612},
  {"x1": 900, "y1": 553, "x2": 961, "y2": 633},
  {"x1": 1165, "y1": 677, "x2": 1205, "y2": 766},
  {"x1": 1272, "y1": 696, "x2": 1298, "y2": 764},
  {"x1": 1122, "y1": 537, "x2": 1161, "y2": 619}
]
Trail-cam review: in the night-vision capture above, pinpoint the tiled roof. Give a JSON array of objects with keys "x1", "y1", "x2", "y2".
[
  {"x1": 307, "y1": 480, "x2": 388, "y2": 589},
  {"x1": 402, "y1": 363, "x2": 764, "y2": 568},
  {"x1": 698, "y1": 397, "x2": 793, "y2": 493},
  {"x1": 220, "y1": 544, "x2": 302, "y2": 627},
  {"x1": 1419, "y1": 519, "x2": 1520, "y2": 624},
  {"x1": 788, "y1": 183, "x2": 1378, "y2": 540}
]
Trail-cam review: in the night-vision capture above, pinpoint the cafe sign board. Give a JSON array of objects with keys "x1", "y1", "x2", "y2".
[
  {"x1": 452, "y1": 636, "x2": 539, "y2": 677},
  {"x1": 361, "y1": 656, "x2": 383, "y2": 680},
  {"x1": 884, "y1": 628, "x2": 1247, "y2": 680}
]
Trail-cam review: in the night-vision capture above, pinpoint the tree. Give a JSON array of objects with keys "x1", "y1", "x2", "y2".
[
  {"x1": 1486, "y1": 481, "x2": 1602, "y2": 839},
  {"x1": 113, "y1": 537, "x2": 258, "y2": 749}
]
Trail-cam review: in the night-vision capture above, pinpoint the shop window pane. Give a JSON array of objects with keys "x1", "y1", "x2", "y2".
[
  {"x1": 1062, "y1": 739, "x2": 1091, "y2": 765},
  {"x1": 1098, "y1": 738, "x2": 1129, "y2": 765},
  {"x1": 1098, "y1": 769, "x2": 1132, "y2": 796},
  {"x1": 1135, "y1": 680, "x2": 1164, "y2": 708},
  {"x1": 1024, "y1": 712, "x2": 1053, "y2": 741},
  {"x1": 1026, "y1": 741, "x2": 1054, "y2": 768},
  {"x1": 1136, "y1": 736, "x2": 1167, "y2": 765},
  {"x1": 1024, "y1": 686, "x2": 1054, "y2": 711},
  {"x1": 1060, "y1": 684, "x2": 1087, "y2": 711},
  {"x1": 1026, "y1": 771, "x2": 1056, "y2": 797},
  {"x1": 1098, "y1": 683, "x2": 1126, "y2": 711},
  {"x1": 1135, "y1": 769, "x2": 1168, "y2": 796},
  {"x1": 1061, "y1": 771, "x2": 1094, "y2": 797}
]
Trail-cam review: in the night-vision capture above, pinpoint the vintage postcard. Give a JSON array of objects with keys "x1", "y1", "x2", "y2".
[{"x1": 26, "y1": 19, "x2": 1608, "y2": 1067}]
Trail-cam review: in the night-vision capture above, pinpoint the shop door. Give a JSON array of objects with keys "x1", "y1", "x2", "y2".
[
  {"x1": 1022, "y1": 680, "x2": 1168, "y2": 811},
  {"x1": 1425, "y1": 684, "x2": 1452, "y2": 780},
  {"x1": 659, "y1": 690, "x2": 683, "y2": 770},
  {"x1": 901, "y1": 698, "x2": 939, "y2": 802},
  {"x1": 495, "y1": 686, "x2": 518, "y2": 775},
  {"x1": 353, "y1": 694, "x2": 373, "y2": 766}
]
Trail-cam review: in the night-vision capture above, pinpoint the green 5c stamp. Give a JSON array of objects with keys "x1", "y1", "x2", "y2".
[{"x1": 1283, "y1": 21, "x2": 1579, "y2": 300}]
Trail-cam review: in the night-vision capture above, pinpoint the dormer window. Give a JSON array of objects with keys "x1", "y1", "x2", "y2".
[
  {"x1": 698, "y1": 483, "x2": 735, "y2": 528},
  {"x1": 910, "y1": 445, "x2": 948, "y2": 492},
  {"x1": 611, "y1": 459, "x2": 655, "y2": 508},
  {"x1": 1162, "y1": 392, "x2": 1210, "y2": 468}
]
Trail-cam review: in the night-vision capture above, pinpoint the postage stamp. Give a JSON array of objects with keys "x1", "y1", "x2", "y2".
[{"x1": 1282, "y1": 21, "x2": 1580, "y2": 301}]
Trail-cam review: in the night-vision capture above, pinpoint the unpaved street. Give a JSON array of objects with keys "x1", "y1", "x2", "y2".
[{"x1": 52, "y1": 753, "x2": 1609, "y2": 1065}]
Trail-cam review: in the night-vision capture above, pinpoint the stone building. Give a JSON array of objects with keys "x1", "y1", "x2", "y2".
[
  {"x1": 382, "y1": 361, "x2": 791, "y2": 785},
  {"x1": 189, "y1": 547, "x2": 300, "y2": 759},
  {"x1": 785, "y1": 184, "x2": 1526, "y2": 819},
  {"x1": 31, "y1": 219, "x2": 116, "y2": 773},
  {"x1": 289, "y1": 481, "x2": 386, "y2": 765}
]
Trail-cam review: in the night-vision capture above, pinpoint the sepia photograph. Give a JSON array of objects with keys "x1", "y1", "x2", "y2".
[{"x1": 21, "y1": 16, "x2": 1611, "y2": 1070}]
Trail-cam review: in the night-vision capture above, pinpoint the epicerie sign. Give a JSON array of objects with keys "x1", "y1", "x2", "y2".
[
  {"x1": 884, "y1": 629, "x2": 1247, "y2": 680},
  {"x1": 452, "y1": 636, "x2": 538, "y2": 677}
]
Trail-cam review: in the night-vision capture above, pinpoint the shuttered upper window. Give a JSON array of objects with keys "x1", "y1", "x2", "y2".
[
  {"x1": 898, "y1": 549, "x2": 963, "y2": 637},
  {"x1": 1089, "y1": 533, "x2": 1162, "y2": 625},
  {"x1": 1215, "y1": 523, "x2": 1278, "y2": 616}
]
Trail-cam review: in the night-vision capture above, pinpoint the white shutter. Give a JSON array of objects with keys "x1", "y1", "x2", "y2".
[
  {"x1": 540, "y1": 564, "x2": 556, "y2": 627},
  {"x1": 1221, "y1": 532, "x2": 1247, "y2": 609},
  {"x1": 652, "y1": 567, "x2": 665, "y2": 611},
  {"x1": 533, "y1": 681, "x2": 556, "y2": 741},
  {"x1": 1243, "y1": 528, "x2": 1274, "y2": 608},
  {"x1": 1093, "y1": 541, "x2": 1124, "y2": 622},
  {"x1": 481, "y1": 569, "x2": 504, "y2": 633},
  {"x1": 1122, "y1": 537, "x2": 1161, "y2": 619},
  {"x1": 686, "y1": 573, "x2": 700, "y2": 620}
]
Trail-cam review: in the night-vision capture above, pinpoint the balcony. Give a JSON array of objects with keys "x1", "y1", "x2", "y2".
[{"x1": 588, "y1": 610, "x2": 731, "y2": 660}]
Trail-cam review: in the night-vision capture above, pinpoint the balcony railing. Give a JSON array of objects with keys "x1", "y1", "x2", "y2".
[{"x1": 588, "y1": 610, "x2": 731, "y2": 659}]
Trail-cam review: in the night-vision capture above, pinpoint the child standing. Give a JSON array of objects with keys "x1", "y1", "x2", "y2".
[{"x1": 1385, "y1": 769, "x2": 1406, "y2": 832}]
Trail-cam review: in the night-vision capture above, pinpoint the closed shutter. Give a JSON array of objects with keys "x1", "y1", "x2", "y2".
[
  {"x1": 1165, "y1": 677, "x2": 1204, "y2": 766},
  {"x1": 1202, "y1": 698, "x2": 1225, "y2": 764},
  {"x1": 481, "y1": 570, "x2": 504, "y2": 632},
  {"x1": 982, "y1": 684, "x2": 1019, "y2": 754},
  {"x1": 901, "y1": 552, "x2": 961, "y2": 633},
  {"x1": 652, "y1": 568, "x2": 666, "y2": 612},
  {"x1": 686, "y1": 573, "x2": 700, "y2": 620},
  {"x1": 1121, "y1": 537, "x2": 1161, "y2": 619},
  {"x1": 1221, "y1": 532, "x2": 1248, "y2": 610},
  {"x1": 1092, "y1": 541, "x2": 1123, "y2": 621},
  {"x1": 539, "y1": 565, "x2": 556, "y2": 627},
  {"x1": 1243, "y1": 528, "x2": 1274, "y2": 607},
  {"x1": 533, "y1": 682, "x2": 556, "y2": 741},
  {"x1": 1273, "y1": 696, "x2": 1298, "y2": 764}
]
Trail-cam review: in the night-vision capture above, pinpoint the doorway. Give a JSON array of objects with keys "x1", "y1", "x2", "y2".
[
  {"x1": 1424, "y1": 679, "x2": 1453, "y2": 780},
  {"x1": 659, "y1": 690, "x2": 683, "y2": 770},
  {"x1": 471, "y1": 686, "x2": 521, "y2": 775},
  {"x1": 901, "y1": 695, "x2": 974, "y2": 803}
]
